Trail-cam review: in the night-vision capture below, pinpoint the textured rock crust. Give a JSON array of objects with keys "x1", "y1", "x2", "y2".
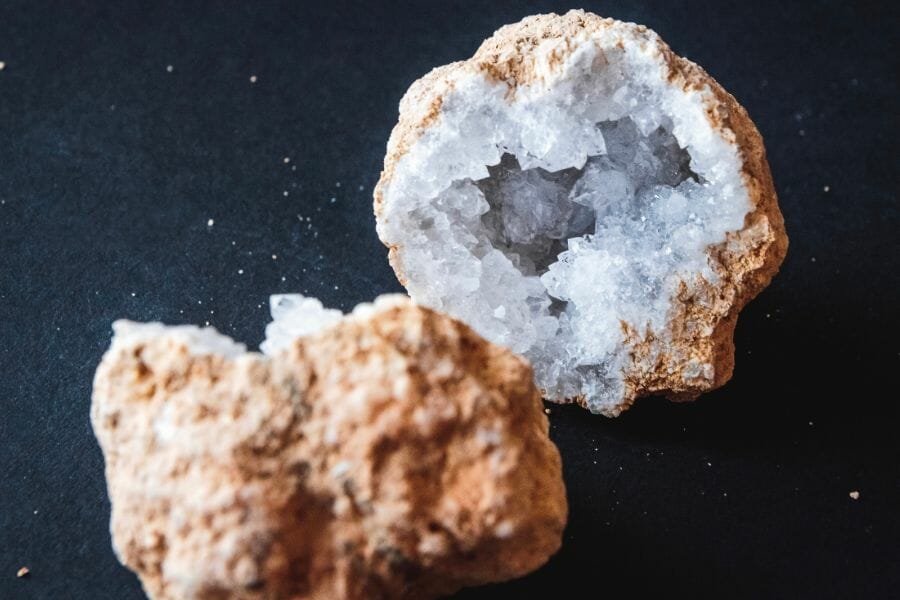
[
  {"x1": 374, "y1": 10, "x2": 788, "y2": 413},
  {"x1": 92, "y1": 299, "x2": 567, "y2": 599}
]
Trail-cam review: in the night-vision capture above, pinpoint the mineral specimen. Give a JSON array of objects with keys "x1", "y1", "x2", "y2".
[
  {"x1": 375, "y1": 10, "x2": 788, "y2": 415},
  {"x1": 91, "y1": 295, "x2": 566, "y2": 599}
]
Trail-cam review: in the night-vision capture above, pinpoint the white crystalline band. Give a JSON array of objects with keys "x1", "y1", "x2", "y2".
[
  {"x1": 378, "y1": 30, "x2": 750, "y2": 413},
  {"x1": 110, "y1": 320, "x2": 247, "y2": 358},
  {"x1": 109, "y1": 295, "x2": 413, "y2": 359}
]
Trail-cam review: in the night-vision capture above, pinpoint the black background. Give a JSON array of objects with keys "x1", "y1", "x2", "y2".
[{"x1": 1, "y1": 1, "x2": 897, "y2": 598}]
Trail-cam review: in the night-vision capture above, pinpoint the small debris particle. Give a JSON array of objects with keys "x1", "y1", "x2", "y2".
[
  {"x1": 283, "y1": 157, "x2": 291, "y2": 164},
  {"x1": 330, "y1": 197, "x2": 336, "y2": 203},
  {"x1": 231, "y1": 240, "x2": 236, "y2": 246},
  {"x1": 204, "y1": 321, "x2": 210, "y2": 326},
  {"x1": 237, "y1": 269, "x2": 244, "y2": 275},
  {"x1": 283, "y1": 191, "x2": 289, "y2": 197},
  {"x1": 823, "y1": 185, "x2": 830, "y2": 192},
  {"x1": 798, "y1": 129, "x2": 805, "y2": 136},
  {"x1": 335, "y1": 182, "x2": 341, "y2": 188},
  {"x1": 358, "y1": 185, "x2": 364, "y2": 191},
  {"x1": 543, "y1": 408, "x2": 551, "y2": 415},
  {"x1": 166, "y1": 64, "x2": 173, "y2": 73},
  {"x1": 207, "y1": 218, "x2": 214, "y2": 227},
  {"x1": 334, "y1": 285, "x2": 339, "y2": 290},
  {"x1": 131, "y1": 292, "x2": 136, "y2": 297},
  {"x1": 272, "y1": 254, "x2": 277, "y2": 260},
  {"x1": 809, "y1": 421, "x2": 814, "y2": 427},
  {"x1": 16, "y1": 567, "x2": 29, "y2": 578},
  {"x1": 291, "y1": 165, "x2": 297, "y2": 171},
  {"x1": 249, "y1": 75, "x2": 257, "y2": 83},
  {"x1": 849, "y1": 490, "x2": 860, "y2": 500},
  {"x1": 281, "y1": 276, "x2": 286, "y2": 282},
  {"x1": 706, "y1": 461, "x2": 712, "y2": 466},
  {"x1": 0, "y1": 61, "x2": 6, "y2": 71},
  {"x1": 811, "y1": 257, "x2": 817, "y2": 263}
]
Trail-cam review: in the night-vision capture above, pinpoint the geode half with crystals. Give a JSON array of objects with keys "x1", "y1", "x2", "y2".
[{"x1": 374, "y1": 10, "x2": 787, "y2": 415}]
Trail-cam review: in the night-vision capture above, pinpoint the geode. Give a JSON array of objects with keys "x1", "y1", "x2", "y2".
[
  {"x1": 375, "y1": 11, "x2": 788, "y2": 415},
  {"x1": 91, "y1": 295, "x2": 567, "y2": 599}
]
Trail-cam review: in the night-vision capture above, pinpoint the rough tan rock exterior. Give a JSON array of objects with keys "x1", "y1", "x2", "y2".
[
  {"x1": 374, "y1": 10, "x2": 788, "y2": 414},
  {"x1": 91, "y1": 300, "x2": 567, "y2": 599}
]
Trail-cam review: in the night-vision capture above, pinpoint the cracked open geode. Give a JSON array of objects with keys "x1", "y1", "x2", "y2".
[{"x1": 375, "y1": 11, "x2": 787, "y2": 415}]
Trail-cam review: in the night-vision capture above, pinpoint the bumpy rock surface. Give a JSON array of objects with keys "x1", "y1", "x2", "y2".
[
  {"x1": 374, "y1": 10, "x2": 788, "y2": 415},
  {"x1": 92, "y1": 296, "x2": 567, "y2": 600}
]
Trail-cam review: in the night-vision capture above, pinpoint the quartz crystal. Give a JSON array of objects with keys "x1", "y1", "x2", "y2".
[{"x1": 375, "y1": 11, "x2": 788, "y2": 415}]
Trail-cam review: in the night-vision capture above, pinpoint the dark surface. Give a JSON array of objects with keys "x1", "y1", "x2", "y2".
[{"x1": 1, "y1": 1, "x2": 898, "y2": 598}]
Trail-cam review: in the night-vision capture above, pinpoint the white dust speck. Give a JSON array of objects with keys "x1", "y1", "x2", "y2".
[
  {"x1": 238, "y1": 269, "x2": 244, "y2": 275},
  {"x1": 330, "y1": 197, "x2": 336, "y2": 203},
  {"x1": 0, "y1": 61, "x2": 6, "y2": 71},
  {"x1": 849, "y1": 490, "x2": 860, "y2": 500},
  {"x1": 207, "y1": 218, "x2": 214, "y2": 227},
  {"x1": 283, "y1": 157, "x2": 290, "y2": 164},
  {"x1": 166, "y1": 64, "x2": 173, "y2": 73},
  {"x1": 823, "y1": 185, "x2": 830, "y2": 192},
  {"x1": 283, "y1": 190, "x2": 289, "y2": 197},
  {"x1": 358, "y1": 185, "x2": 364, "y2": 191},
  {"x1": 131, "y1": 292, "x2": 136, "y2": 297},
  {"x1": 249, "y1": 75, "x2": 257, "y2": 83}
]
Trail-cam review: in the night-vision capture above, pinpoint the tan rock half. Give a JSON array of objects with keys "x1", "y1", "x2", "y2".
[
  {"x1": 374, "y1": 10, "x2": 788, "y2": 415},
  {"x1": 91, "y1": 296, "x2": 567, "y2": 599}
]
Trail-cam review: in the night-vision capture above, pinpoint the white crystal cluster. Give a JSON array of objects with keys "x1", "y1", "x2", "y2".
[
  {"x1": 378, "y1": 31, "x2": 751, "y2": 413},
  {"x1": 260, "y1": 294, "x2": 343, "y2": 355}
]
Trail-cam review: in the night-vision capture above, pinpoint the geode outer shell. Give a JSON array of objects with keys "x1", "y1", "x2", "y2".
[
  {"x1": 91, "y1": 298, "x2": 567, "y2": 599},
  {"x1": 374, "y1": 10, "x2": 787, "y2": 415}
]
